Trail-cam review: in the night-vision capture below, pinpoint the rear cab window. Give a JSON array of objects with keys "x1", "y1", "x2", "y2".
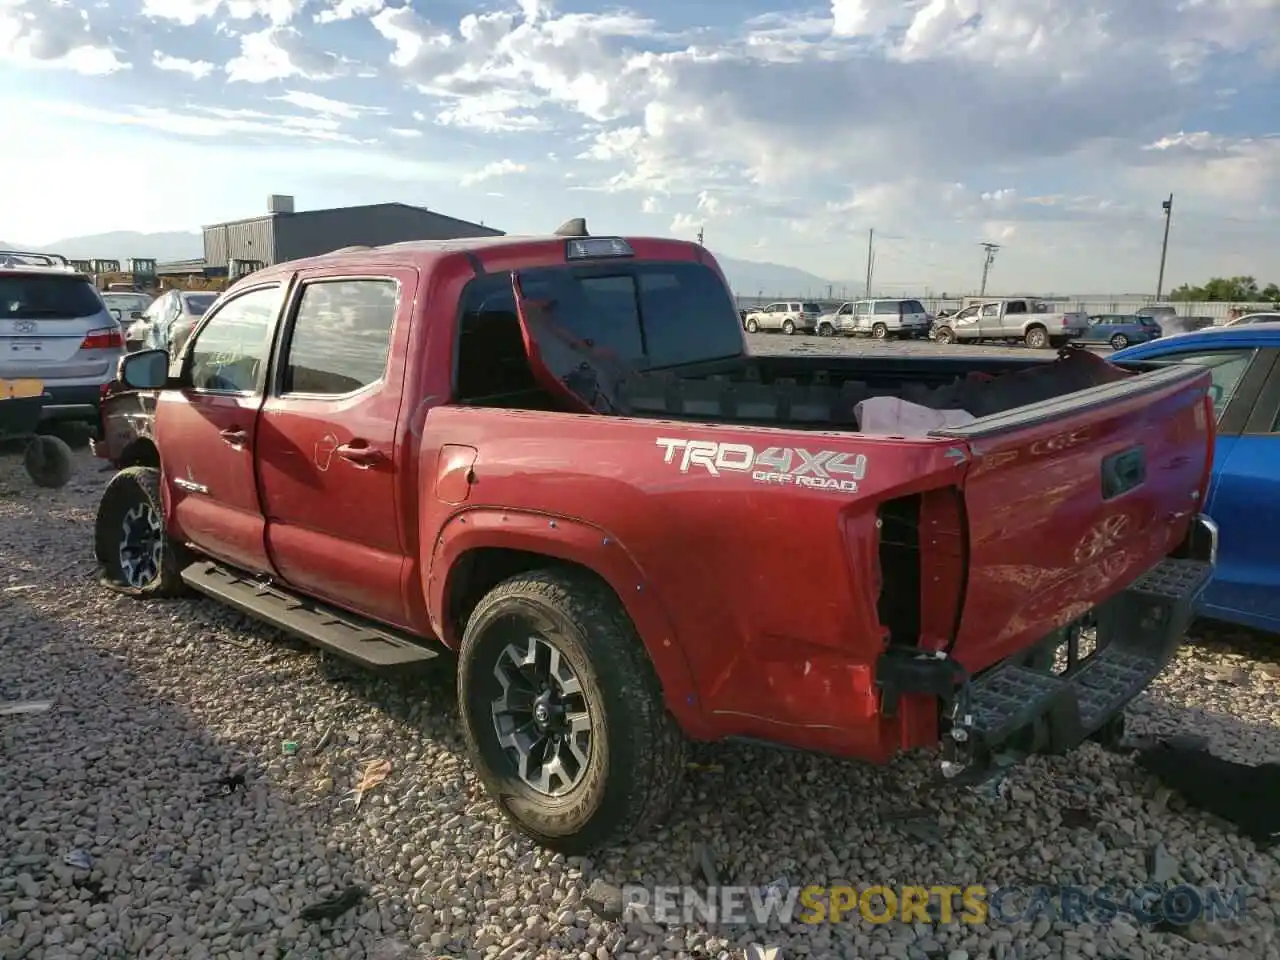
[
  {"x1": 899, "y1": 300, "x2": 925, "y2": 315},
  {"x1": 455, "y1": 260, "x2": 744, "y2": 402},
  {"x1": 802, "y1": 303, "x2": 821, "y2": 314}
]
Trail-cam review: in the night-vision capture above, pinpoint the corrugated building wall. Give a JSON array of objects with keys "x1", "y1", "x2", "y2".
[{"x1": 202, "y1": 203, "x2": 502, "y2": 268}]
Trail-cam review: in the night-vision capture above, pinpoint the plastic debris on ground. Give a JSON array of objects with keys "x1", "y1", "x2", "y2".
[
  {"x1": 342, "y1": 758, "x2": 393, "y2": 811},
  {"x1": 0, "y1": 699, "x2": 51, "y2": 716},
  {"x1": 63, "y1": 849, "x2": 93, "y2": 870}
]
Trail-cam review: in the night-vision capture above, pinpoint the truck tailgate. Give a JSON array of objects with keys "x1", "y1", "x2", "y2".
[{"x1": 930, "y1": 361, "x2": 1213, "y2": 673}]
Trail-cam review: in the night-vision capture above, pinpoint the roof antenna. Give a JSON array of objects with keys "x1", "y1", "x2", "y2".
[{"x1": 554, "y1": 217, "x2": 589, "y2": 238}]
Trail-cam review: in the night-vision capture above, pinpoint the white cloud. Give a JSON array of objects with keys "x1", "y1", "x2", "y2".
[
  {"x1": 226, "y1": 26, "x2": 348, "y2": 83},
  {"x1": 0, "y1": 0, "x2": 128, "y2": 75},
  {"x1": 460, "y1": 159, "x2": 528, "y2": 186},
  {"x1": 315, "y1": 0, "x2": 384, "y2": 25},
  {"x1": 141, "y1": 0, "x2": 304, "y2": 27},
  {"x1": 271, "y1": 89, "x2": 387, "y2": 117},
  {"x1": 5, "y1": 0, "x2": 1280, "y2": 291},
  {"x1": 153, "y1": 52, "x2": 215, "y2": 79}
]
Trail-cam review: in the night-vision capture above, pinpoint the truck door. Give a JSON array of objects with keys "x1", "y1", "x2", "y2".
[
  {"x1": 984, "y1": 299, "x2": 1015, "y2": 337},
  {"x1": 254, "y1": 268, "x2": 417, "y2": 629},
  {"x1": 154, "y1": 281, "x2": 285, "y2": 575}
]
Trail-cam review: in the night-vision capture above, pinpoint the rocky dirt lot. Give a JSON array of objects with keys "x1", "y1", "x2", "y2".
[
  {"x1": 1, "y1": 446, "x2": 1277, "y2": 960},
  {"x1": 743, "y1": 332, "x2": 1109, "y2": 360}
]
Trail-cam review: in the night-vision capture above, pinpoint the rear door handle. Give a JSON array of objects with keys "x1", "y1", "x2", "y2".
[
  {"x1": 336, "y1": 441, "x2": 387, "y2": 467},
  {"x1": 220, "y1": 428, "x2": 247, "y2": 447}
]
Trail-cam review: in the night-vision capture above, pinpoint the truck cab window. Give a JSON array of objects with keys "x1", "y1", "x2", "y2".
[
  {"x1": 188, "y1": 286, "x2": 280, "y2": 393},
  {"x1": 282, "y1": 279, "x2": 398, "y2": 396}
]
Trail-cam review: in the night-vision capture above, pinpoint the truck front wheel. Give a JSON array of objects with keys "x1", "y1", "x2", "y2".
[
  {"x1": 457, "y1": 568, "x2": 687, "y2": 853},
  {"x1": 94, "y1": 466, "x2": 190, "y2": 598}
]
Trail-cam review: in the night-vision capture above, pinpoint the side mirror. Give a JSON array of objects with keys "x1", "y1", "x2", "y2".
[
  {"x1": 118, "y1": 349, "x2": 170, "y2": 389},
  {"x1": 109, "y1": 308, "x2": 122, "y2": 323},
  {"x1": 1208, "y1": 383, "x2": 1224, "y2": 408},
  {"x1": 131, "y1": 311, "x2": 145, "y2": 320}
]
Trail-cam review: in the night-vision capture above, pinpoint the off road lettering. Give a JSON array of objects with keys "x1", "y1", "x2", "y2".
[{"x1": 655, "y1": 438, "x2": 866, "y2": 493}]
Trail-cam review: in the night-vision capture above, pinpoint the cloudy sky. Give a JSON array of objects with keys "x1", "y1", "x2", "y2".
[{"x1": 2, "y1": 0, "x2": 1278, "y2": 291}]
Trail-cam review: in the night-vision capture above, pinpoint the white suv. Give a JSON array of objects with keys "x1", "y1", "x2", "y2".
[
  {"x1": 742, "y1": 301, "x2": 822, "y2": 335},
  {"x1": 834, "y1": 298, "x2": 931, "y2": 339},
  {"x1": 0, "y1": 250, "x2": 125, "y2": 427}
]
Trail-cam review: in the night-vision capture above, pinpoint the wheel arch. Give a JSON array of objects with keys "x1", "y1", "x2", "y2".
[{"x1": 428, "y1": 509, "x2": 706, "y2": 734}]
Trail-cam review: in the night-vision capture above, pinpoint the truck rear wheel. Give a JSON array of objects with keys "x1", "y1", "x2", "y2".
[
  {"x1": 1024, "y1": 326, "x2": 1049, "y2": 349},
  {"x1": 94, "y1": 466, "x2": 190, "y2": 598},
  {"x1": 457, "y1": 568, "x2": 687, "y2": 853}
]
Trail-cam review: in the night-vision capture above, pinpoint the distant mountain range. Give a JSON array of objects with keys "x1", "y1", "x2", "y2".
[{"x1": 1, "y1": 230, "x2": 841, "y2": 296}]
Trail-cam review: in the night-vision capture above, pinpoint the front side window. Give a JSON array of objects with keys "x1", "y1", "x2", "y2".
[
  {"x1": 1140, "y1": 348, "x2": 1256, "y2": 421},
  {"x1": 188, "y1": 285, "x2": 281, "y2": 392},
  {"x1": 981, "y1": 303, "x2": 1000, "y2": 317},
  {"x1": 281, "y1": 279, "x2": 399, "y2": 396}
]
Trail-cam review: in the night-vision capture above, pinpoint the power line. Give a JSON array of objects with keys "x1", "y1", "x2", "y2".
[
  {"x1": 979, "y1": 241, "x2": 1000, "y2": 296},
  {"x1": 864, "y1": 228, "x2": 874, "y2": 297}
]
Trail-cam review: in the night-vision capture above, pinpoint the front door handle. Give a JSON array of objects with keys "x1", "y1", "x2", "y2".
[
  {"x1": 220, "y1": 427, "x2": 247, "y2": 447},
  {"x1": 336, "y1": 441, "x2": 387, "y2": 467}
]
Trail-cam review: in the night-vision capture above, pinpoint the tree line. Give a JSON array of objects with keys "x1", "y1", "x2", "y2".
[{"x1": 1169, "y1": 276, "x2": 1280, "y2": 303}]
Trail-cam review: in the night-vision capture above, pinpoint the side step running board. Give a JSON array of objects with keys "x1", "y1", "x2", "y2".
[{"x1": 181, "y1": 561, "x2": 439, "y2": 671}]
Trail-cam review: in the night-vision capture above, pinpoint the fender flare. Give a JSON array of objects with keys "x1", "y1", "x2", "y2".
[{"x1": 426, "y1": 508, "x2": 706, "y2": 730}]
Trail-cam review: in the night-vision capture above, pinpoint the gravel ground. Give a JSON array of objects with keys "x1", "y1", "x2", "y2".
[
  {"x1": 743, "y1": 332, "x2": 1112, "y2": 360},
  {"x1": 1, "y1": 444, "x2": 1277, "y2": 960}
]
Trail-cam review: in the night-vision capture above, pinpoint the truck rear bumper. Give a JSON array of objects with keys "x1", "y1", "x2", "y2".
[{"x1": 876, "y1": 514, "x2": 1216, "y2": 785}]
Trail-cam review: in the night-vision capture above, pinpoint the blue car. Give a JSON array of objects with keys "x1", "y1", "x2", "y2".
[
  {"x1": 1079, "y1": 313, "x2": 1162, "y2": 350},
  {"x1": 1113, "y1": 322, "x2": 1280, "y2": 633}
]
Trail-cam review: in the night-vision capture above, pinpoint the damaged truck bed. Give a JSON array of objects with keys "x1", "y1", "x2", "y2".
[{"x1": 96, "y1": 227, "x2": 1217, "y2": 851}]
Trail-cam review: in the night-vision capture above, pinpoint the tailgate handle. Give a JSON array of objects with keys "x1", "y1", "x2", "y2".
[{"x1": 1101, "y1": 446, "x2": 1146, "y2": 500}]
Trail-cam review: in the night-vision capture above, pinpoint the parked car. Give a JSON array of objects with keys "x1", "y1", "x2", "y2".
[
  {"x1": 931, "y1": 298, "x2": 1089, "y2": 348},
  {"x1": 741, "y1": 301, "x2": 821, "y2": 334},
  {"x1": 92, "y1": 223, "x2": 1215, "y2": 852},
  {"x1": 1223, "y1": 311, "x2": 1280, "y2": 327},
  {"x1": 142, "y1": 289, "x2": 219, "y2": 354},
  {"x1": 1079, "y1": 314, "x2": 1162, "y2": 349},
  {"x1": 1114, "y1": 325, "x2": 1280, "y2": 633},
  {"x1": 0, "y1": 249, "x2": 124, "y2": 429},
  {"x1": 1136, "y1": 305, "x2": 1215, "y2": 335},
  {"x1": 102, "y1": 292, "x2": 154, "y2": 346},
  {"x1": 816, "y1": 299, "x2": 931, "y2": 339}
]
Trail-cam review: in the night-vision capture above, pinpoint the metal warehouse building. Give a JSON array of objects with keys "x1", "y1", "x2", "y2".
[{"x1": 202, "y1": 195, "x2": 504, "y2": 268}]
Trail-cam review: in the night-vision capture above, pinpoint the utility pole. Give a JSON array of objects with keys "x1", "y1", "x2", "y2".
[
  {"x1": 864, "y1": 228, "x2": 874, "y2": 297},
  {"x1": 696, "y1": 225, "x2": 704, "y2": 246},
  {"x1": 1155, "y1": 193, "x2": 1173, "y2": 301},
  {"x1": 979, "y1": 241, "x2": 1000, "y2": 296}
]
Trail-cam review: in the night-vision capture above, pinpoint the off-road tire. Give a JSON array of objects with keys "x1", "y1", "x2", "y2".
[
  {"x1": 1110, "y1": 333, "x2": 1129, "y2": 350},
  {"x1": 24, "y1": 435, "x2": 74, "y2": 489},
  {"x1": 94, "y1": 466, "x2": 190, "y2": 598},
  {"x1": 934, "y1": 326, "x2": 957, "y2": 344},
  {"x1": 1024, "y1": 325, "x2": 1049, "y2": 349},
  {"x1": 745, "y1": 318, "x2": 758, "y2": 333},
  {"x1": 871, "y1": 322, "x2": 888, "y2": 340},
  {"x1": 457, "y1": 568, "x2": 687, "y2": 853},
  {"x1": 782, "y1": 320, "x2": 795, "y2": 335}
]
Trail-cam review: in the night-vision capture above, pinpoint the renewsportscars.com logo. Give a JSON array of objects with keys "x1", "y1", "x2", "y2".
[{"x1": 620, "y1": 883, "x2": 1250, "y2": 927}]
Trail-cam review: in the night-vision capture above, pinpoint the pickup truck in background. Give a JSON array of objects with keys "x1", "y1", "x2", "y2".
[
  {"x1": 932, "y1": 297, "x2": 1089, "y2": 348},
  {"x1": 93, "y1": 221, "x2": 1218, "y2": 852}
]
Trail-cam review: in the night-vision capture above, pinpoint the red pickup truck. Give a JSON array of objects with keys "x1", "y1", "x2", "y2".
[{"x1": 93, "y1": 221, "x2": 1218, "y2": 852}]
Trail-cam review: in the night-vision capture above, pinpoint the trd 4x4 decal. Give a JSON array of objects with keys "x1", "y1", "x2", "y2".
[{"x1": 655, "y1": 437, "x2": 867, "y2": 493}]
